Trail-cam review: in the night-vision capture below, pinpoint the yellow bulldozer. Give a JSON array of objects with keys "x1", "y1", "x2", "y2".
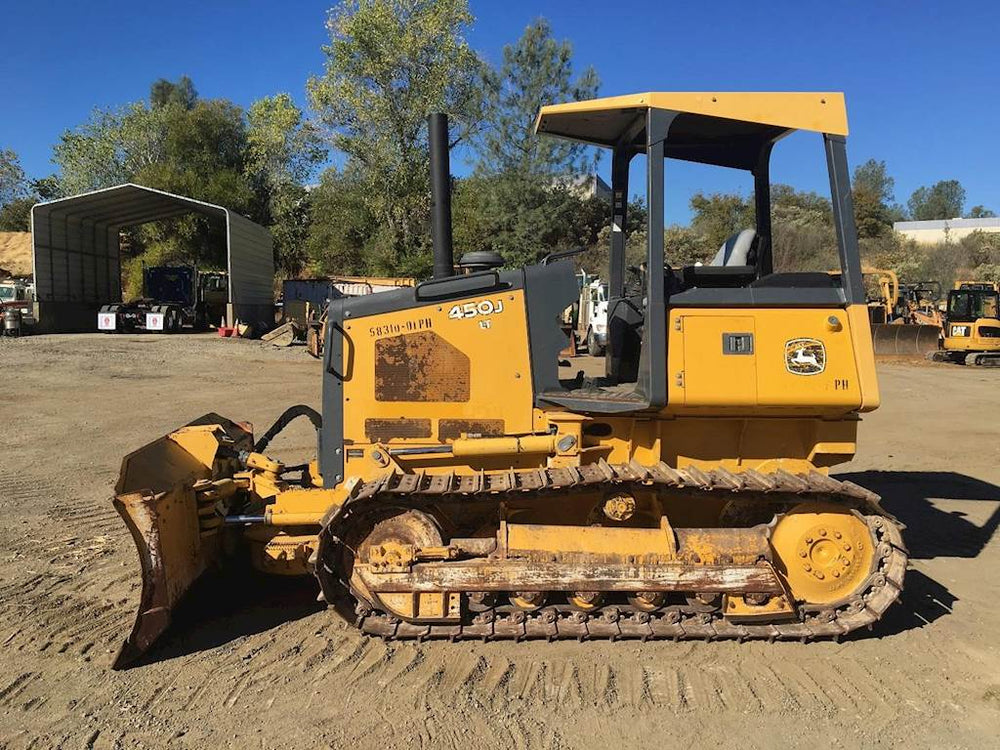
[
  {"x1": 898, "y1": 280, "x2": 944, "y2": 328},
  {"x1": 111, "y1": 94, "x2": 905, "y2": 668},
  {"x1": 846, "y1": 268, "x2": 941, "y2": 355}
]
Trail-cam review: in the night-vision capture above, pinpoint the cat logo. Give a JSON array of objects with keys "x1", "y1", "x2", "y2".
[{"x1": 784, "y1": 338, "x2": 826, "y2": 375}]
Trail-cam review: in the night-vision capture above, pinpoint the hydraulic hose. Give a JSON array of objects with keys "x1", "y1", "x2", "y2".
[{"x1": 254, "y1": 404, "x2": 322, "y2": 454}]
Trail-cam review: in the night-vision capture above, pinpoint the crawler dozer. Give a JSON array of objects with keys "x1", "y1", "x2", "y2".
[
  {"x1": 899, "y1": 281, "x2": 944, "y2": 329},
  {"x1": 843, "y1": 268, "x2": 940, "y2": 356},
  {"x1": 112, "y1": 94, "x2": 906, "y2": 668}
]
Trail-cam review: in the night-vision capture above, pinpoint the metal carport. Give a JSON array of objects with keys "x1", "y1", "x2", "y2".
[{"x1": 30, "y1": 183, "x2": 274, "y2": 333}]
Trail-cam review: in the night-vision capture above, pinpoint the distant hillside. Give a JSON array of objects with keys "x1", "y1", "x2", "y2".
[{"x1": 0, "y1": 232, "x2": 32, "y2": 277}]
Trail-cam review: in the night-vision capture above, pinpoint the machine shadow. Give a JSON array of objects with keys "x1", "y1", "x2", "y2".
[
  {"x1": 850, "y1": 568, "x2": 956, "y2": 640},
  {"x1": 835, "y1": 470, "x2": 1000, "y2": 560},
  {"x1": 132, "y1": 571, "x2": 323, "y2": 668},
  {"x1": 834, "y1": 469, "x2": 999, "y2": 639}
]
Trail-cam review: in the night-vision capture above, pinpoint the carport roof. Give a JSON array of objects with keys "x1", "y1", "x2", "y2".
[
  {"x1": 30, "y1": 183, "x2": 275, "y2": 326},
  {"x1": 32, "y1": 183, "x2": 230, "y2": 227}
]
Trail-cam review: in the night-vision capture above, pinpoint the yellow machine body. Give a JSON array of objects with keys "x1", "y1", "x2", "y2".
[
  {"x1": 111, "y1": 92, "x2": 907, "y2": 666},
  {"x1": 936, "y1": 286, "x2": 1000, "y2": 365},
  {"x1": 943, "y1": 318, "x2": 1000, "y2": 353}
]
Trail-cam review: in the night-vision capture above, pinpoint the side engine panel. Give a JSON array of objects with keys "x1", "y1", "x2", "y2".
[
  {"x1": 339, "y1": 290, "x2": 536, "y2": 449},
  {"x1": 667, "y1": 304, "x2": 878, "y2": 414}
]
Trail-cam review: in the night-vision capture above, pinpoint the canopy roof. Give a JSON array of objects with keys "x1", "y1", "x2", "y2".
[
  {"x1": 534, "y1": 92, "x2": 848, "y2": 166},
  {"x1": 31, "y1": 183, "x2": 273, "y2": 328}
]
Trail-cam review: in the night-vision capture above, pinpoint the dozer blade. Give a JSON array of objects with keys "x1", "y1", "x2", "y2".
[
  {"x1": 111, "y1": 414, "x2": 252, "y2": 669},
  {"x1": 872, "y1": 323, "x2": 941, "y2": 356}
]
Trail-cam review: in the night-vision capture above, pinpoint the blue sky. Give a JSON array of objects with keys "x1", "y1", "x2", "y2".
[{"x1": 1, "y1": 0, "x2": 997, "y2": 221}]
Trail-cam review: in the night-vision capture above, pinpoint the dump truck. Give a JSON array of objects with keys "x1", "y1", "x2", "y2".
[
  {"x1": 98, "y1": 266, "x2": 228, "y2": 333},
  {"x1": 111, "y1": 94, "x2": 905, "y2": 668},
  {"x1": 933, "y1": 284, "x2": 1000, "y2": 365}
]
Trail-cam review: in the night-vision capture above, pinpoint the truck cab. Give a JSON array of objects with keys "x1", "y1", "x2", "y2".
[
  {"x1": 0, "y1": 278, "x2": 36, "y2": 329},
  {"x1": 98, "y1": 266, "x2": 228, "y2": 333}
]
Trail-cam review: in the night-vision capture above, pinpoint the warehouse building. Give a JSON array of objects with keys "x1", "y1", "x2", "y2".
[{"x1": 894, "y1": 216, "x2": 1000, "y2": 245}]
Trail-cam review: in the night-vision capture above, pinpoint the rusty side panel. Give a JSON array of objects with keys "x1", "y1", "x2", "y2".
[
  {"x1": 438, "y1": 418, "x2": 505, "y2": 442},
  {"x1": 365, "y1": 418, "x2": 433, "y2": 443},
  {"x1": 374, "y1": 331, "x2": 470, "y2": 402}
]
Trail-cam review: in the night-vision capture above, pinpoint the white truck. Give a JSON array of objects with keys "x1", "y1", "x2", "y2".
[
  {"x1": 575, "y1": 272, "x2": 608, "y2": 355},
  {"x1": 0, "y1": 278, "x2": 35, "y2": 335}
]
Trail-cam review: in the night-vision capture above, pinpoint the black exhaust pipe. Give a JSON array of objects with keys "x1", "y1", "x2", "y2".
[{"x1": 429, "y1": 112, "x2": 454, "y2": 279}]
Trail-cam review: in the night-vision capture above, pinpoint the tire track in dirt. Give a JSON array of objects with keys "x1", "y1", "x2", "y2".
[{"x1": 0, "y1": 477, "x2": 140, "y2": 663}]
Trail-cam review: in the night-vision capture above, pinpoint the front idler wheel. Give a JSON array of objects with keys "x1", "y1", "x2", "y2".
[{"x1": 770, "y1": 503, "x2": 876, "y2": 606}]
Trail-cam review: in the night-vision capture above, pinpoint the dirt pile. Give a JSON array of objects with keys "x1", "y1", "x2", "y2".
[{"x1": 0, "y1": 231, "x2": 32, "y2": 277}]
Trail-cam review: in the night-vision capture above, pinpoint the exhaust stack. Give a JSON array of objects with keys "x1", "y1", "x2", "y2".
[{"x1": 428, "y1": 112, "x2": 454, "y2": 279}]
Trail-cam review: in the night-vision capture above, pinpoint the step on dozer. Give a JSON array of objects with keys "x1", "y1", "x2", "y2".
[{"x1": 112, "y1": 95, "x2": 906, "y2": 668}]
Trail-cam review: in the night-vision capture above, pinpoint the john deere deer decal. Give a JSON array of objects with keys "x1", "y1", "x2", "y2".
[{"x1": 785, "y1": 338, "x2": 826, "y2": 375}]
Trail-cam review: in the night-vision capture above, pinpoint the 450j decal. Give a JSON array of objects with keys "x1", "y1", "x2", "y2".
[{"x1": 448, "y1": 299, "x2": 505, "y2": 320}]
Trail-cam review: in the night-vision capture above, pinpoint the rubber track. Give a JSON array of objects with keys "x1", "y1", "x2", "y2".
[
  {"x1": 316, "y1": 461, "x2": 907, "y2": 642},
  {"x1": 965, "y1": 352, "x2": 1000, "y2": 367}
]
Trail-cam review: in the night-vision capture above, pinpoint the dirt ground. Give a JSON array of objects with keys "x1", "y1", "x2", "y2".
[{"x1": 1, "y1": 333, "x2": 998, "y2": 749}]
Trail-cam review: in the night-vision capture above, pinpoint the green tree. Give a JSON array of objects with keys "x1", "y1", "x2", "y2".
[
  {"x1": 245, "y1": 94, "x2": 327, "y2": 275},
  {"x1": 52, "y1": 77, "x2": 328, "y2": 280},
  {"x1": 0, "y1": 149, "x2": 32, "y2": 231},
  {"x1": 307, "y1": 0, "x2": 486, "y2": 276},
  {"x1": 450, "y1": 17, "x2": 604, "y2": 270},
  {"x1": 769, "y1": 185, "x2": 835, "y2": 272},
  {"x1": 246, "y1": 94, "x2": 326, "y2": 187},
  {"x1": 0, "y1": 198, "x2": 33, "y2": 231},
  {"x1": 150, "y1": 75, "x2": 197, "y2": 110},
  {"x1": 451, "y1": 174, "x2": 608, "y2": 268},
  {"x1": 663, "y1": 225, "x2": 706, "y2": 267},
  {"x1": 851, "y1": 159, "x2": 902, "y2": 238},
  {"x1": 971, "y1": 263, "x2": 1000, "y2": 283},
  {"x1": 684, "y1": 186, "x2": 837, "y2": 273},
  {"x1": 32, "y1": 175, "x2": 63, "y2": 200},
  {"x1": 860, "y1": 231, "x2": 924, "y2": 281},
  {"x1": 689, "y1": 191, "x2": 755, "y2": 253},
  {"x1": 476, "y1": 18, "x2": 599, "y2": 177},
  {"x1": 54, "y1": 103, "x2": 166, "y2": 195},
  {"x1": 0, "y1": 148, "x2": 28, "y2": 207},
  {"x1": 852, "y1": 159, "x2": 895, "y2": 205},
  {"x1": 52, "y1": 78, "x2": 288, "y2": 292},
  {"x1": 305, "y1": 168, "x2": 376, "y2": 276},
  {"x1": 961, "y1": 230, "x2": 1000, "y2": 268},
  {"x1": 908, "y1": 179, "x2": 966, "y2": 220},
  {"x1": 969, "y1": 205, "x2": 996, "y2": 219}
]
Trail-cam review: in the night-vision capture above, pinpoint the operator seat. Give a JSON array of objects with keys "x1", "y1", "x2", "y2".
[{"x1": 709, "y1": 228, "x2": 756, "y2": 267}]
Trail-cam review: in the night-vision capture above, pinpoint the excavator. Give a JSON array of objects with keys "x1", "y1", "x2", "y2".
[
  {"x1": 933, "y1": 283, "x2": 1000, "y2": 365},
  {"x1": 111, "y1": 93, "x2": 906, "y2": 668}
]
